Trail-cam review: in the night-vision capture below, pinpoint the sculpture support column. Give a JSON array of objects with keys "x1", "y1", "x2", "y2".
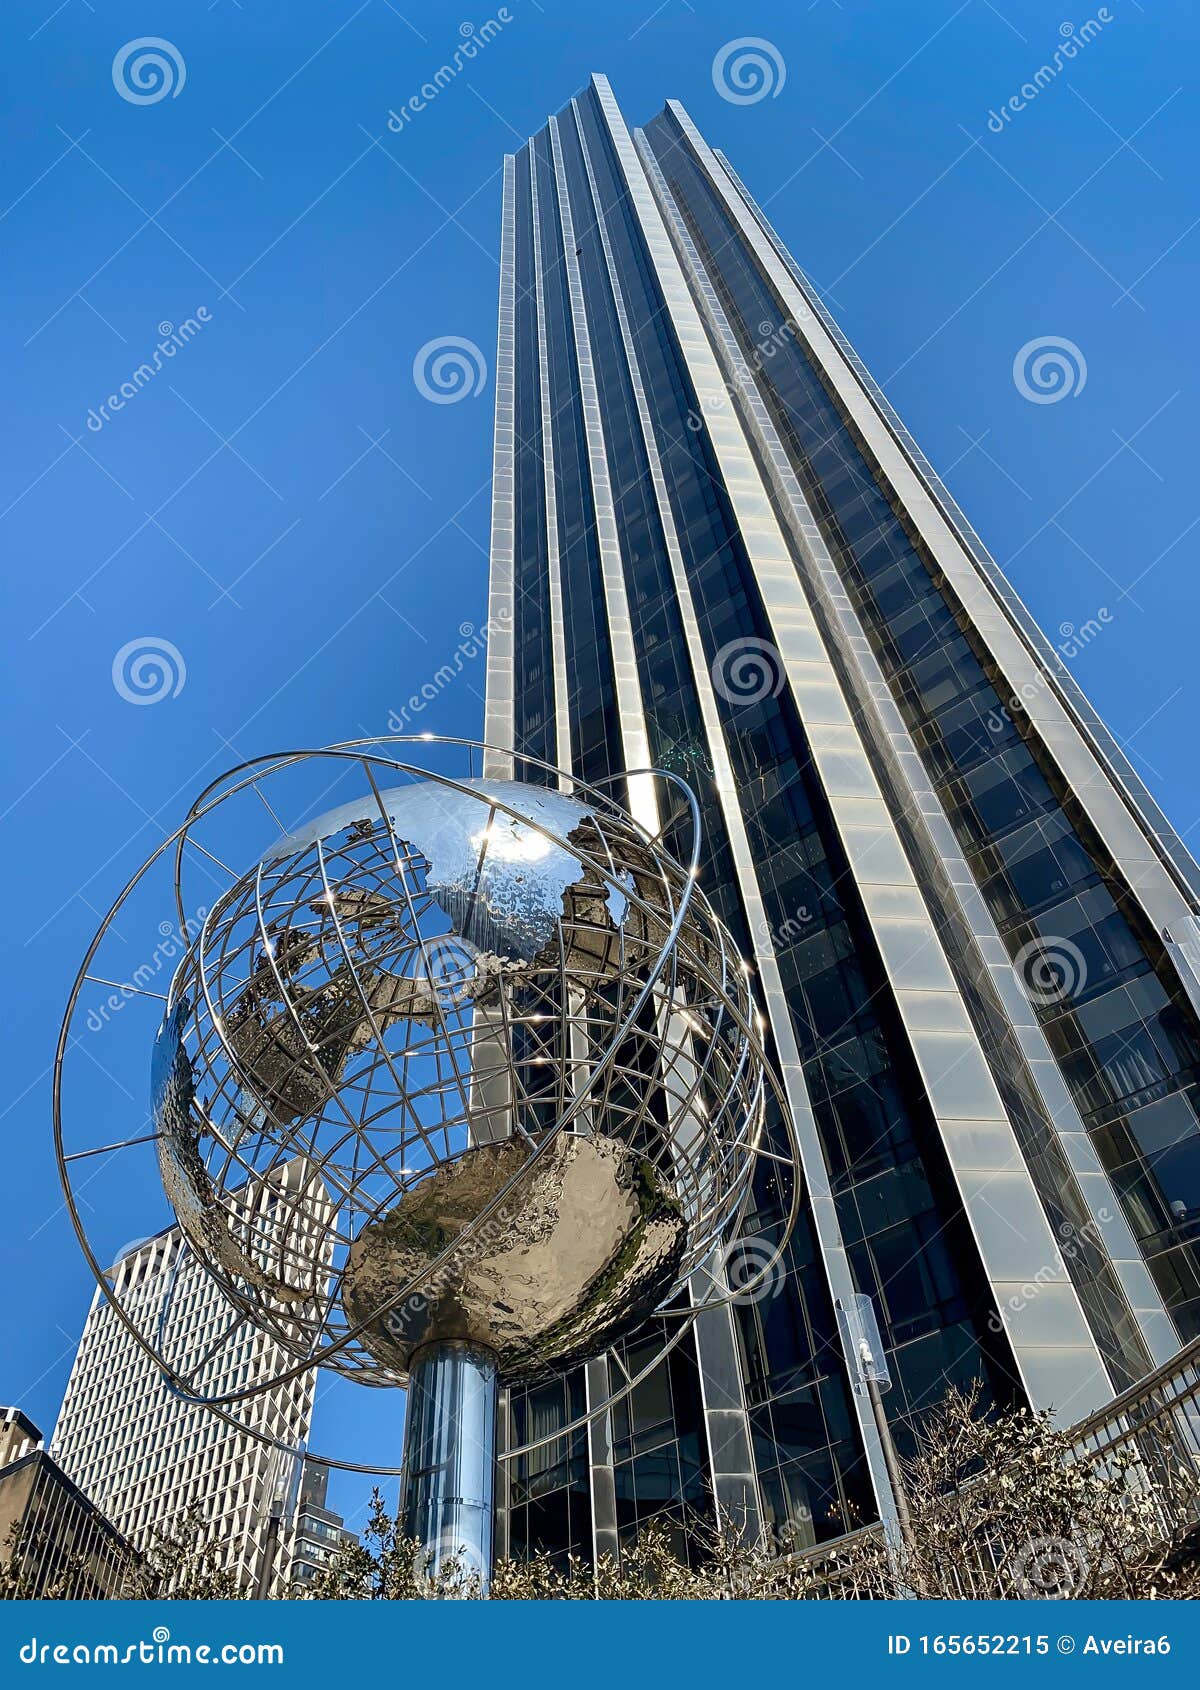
[{"x1": 401, "y1": 1340, "x2": 498, "y2": 1594}]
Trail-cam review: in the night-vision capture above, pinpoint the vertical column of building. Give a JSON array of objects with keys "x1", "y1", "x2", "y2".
[
  {"x1": 484, "y1": 140, "x2": 609, "y2": 1564},
  {"x1": 655, "y1": 103, "x2": 1199, "y2": 1356},
  {"x1": 706, "y1": 111, "x2": 1200, "y2": 953},
  {"x1": 549, "y1": 106, "x2": 732, "y2": 1554},
  {"x1": 638, "y1": 112, "x2": 1175, "y2": 1387},
  {"x1": 483, "y1": 153, "x2": 517, "y2": 784},
  {"x1": 527, "y1": 149, "x2": 574, "y2": 780},
  {"x1": 568, "y1": 80, "x2": 899, "y2": 1527},
  {"x1": 532, "y1": 131, "x2": 619, "y2": 1560},
  {"x1": 636, "y1": 110, "x2": 1174, "y2": 1384},
  {"x1": 546, "y1": 116, "x2": 656, "y2": 822},
  {"x1": 588, "y1": 75, "x2": 1116, "y2": 1425},
  {"x1": 561, "y1": 90, "x2": 787, "y2": 1541},
  {"x1": 563, "y1": 89, "x2": 830, "y2": 1541},
  {"x1": 482, "y1": 156, "x2": 520, "y2": 1560}
]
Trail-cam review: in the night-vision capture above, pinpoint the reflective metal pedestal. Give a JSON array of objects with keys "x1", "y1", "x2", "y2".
[{"x1": 401, "y1": 1340, "x2": 498, "y2": 1594}]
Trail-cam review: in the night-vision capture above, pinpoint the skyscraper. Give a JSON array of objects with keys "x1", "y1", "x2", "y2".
[
  {"x1": 289, "y1": 1460, "x2": 354, "y2": 1591},
  {"x1": 483, "y1": 74, "x2": 1200, "y2": 1560},
  {"x1": 52, "y1": 1163, "x2": 329, "y2": 1594}
]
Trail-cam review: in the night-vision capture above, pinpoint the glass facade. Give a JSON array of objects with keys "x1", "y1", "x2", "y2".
[
  {"x1": 485, "y1": 77, "x2": 1200, "y2": 1563},
  {"x1": 644, "y1": 106, "x2": 1200, "y2": 1343}
]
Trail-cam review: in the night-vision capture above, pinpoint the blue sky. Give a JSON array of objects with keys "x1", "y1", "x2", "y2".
[{"x1": 3, "y1": 0, "x2": 1198, "y2": 1530}]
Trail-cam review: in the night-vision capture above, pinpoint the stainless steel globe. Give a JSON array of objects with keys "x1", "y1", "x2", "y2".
[
  {"x1": 150, "y1": 770, "x2": 770, "y2": 1390},
  {"x1": 55, "y1": 740, "x2": 801, "y2": 1592}
]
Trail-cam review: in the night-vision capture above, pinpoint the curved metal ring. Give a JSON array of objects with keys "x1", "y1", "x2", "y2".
[{"x1": 54, "y1": 735, "x2": 803, "y2": 1471}]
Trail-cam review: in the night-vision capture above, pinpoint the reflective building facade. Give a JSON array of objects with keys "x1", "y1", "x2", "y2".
[{"x1": 483, "y1": 75, "x2": 1200, "y2": 1559}]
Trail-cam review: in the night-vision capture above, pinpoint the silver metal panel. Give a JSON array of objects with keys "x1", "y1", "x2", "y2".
[
  {"x1": 527, "y1": 145, "x2": 574, "y2": 779},
  {"x1": 483, "y1": 153, "x2": 518, "y2": 783},
  {"x1": 401, "y1": 1339, "x2": 497, "y2": 1592},
  {"x1": 1016, "y1": 1348, "x2": 1114, "y2": 1425},
  {"x1": 584, "y1": 1354, "x2": 620, "y2": 1562}
]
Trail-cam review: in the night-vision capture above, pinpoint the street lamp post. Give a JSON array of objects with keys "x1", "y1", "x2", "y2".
[
  {"x1": 835, "y1": 1293, "x2": 916, "y2": 1558},
  {"x1": 254, "y1": 1446, "x2": 301, "y2": 1600}
]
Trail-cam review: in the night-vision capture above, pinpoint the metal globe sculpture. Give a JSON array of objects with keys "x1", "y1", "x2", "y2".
[
  {"x1": 153, "y1": 772, "x2": 764, "y2": 1385},
  {"x1": 55, "y1": 740, "x2": 801, "y2": 1588}
]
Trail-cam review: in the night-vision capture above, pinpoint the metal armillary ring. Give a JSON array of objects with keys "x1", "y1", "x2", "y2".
[{"x1": 54, "y1": 739, "x2": 802, "y2": 1585}]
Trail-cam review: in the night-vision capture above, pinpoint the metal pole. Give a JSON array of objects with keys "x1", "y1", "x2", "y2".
[
  {"x1": 254, "y1": 1514, "x2": 282, "y2": 1600},
  {"x1": 401, "y1": 1340, "x2": 498, "y2": 1595},
  {"x1": 865, "y1": 1370, "x2": 915, "y2": 1556},
  {"x1": 253, "y1": 1444, "x2": 298, "y2": 1599}
]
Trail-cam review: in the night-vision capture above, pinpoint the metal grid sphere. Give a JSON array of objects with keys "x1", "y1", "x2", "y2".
[{"x1": 152, "y1": 763, "x2": 768, "y2": 1389}]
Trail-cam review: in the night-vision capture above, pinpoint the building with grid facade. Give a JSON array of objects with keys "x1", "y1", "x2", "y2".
[
  {"x1": 51, "y1": 1164, "x2": 329, "y2": 1595},
  {"x1": 483, "y1": 75, "x2": 1200, "y2": 1563}
]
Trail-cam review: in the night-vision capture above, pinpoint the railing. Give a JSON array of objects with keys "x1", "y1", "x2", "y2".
[
  {"x1": 1068, "y1": 1336, "x2": 1200, "y2": 1545},
  {"x1": 787, "y1": 1339, "x2": 1200, "y2": 1599}
]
